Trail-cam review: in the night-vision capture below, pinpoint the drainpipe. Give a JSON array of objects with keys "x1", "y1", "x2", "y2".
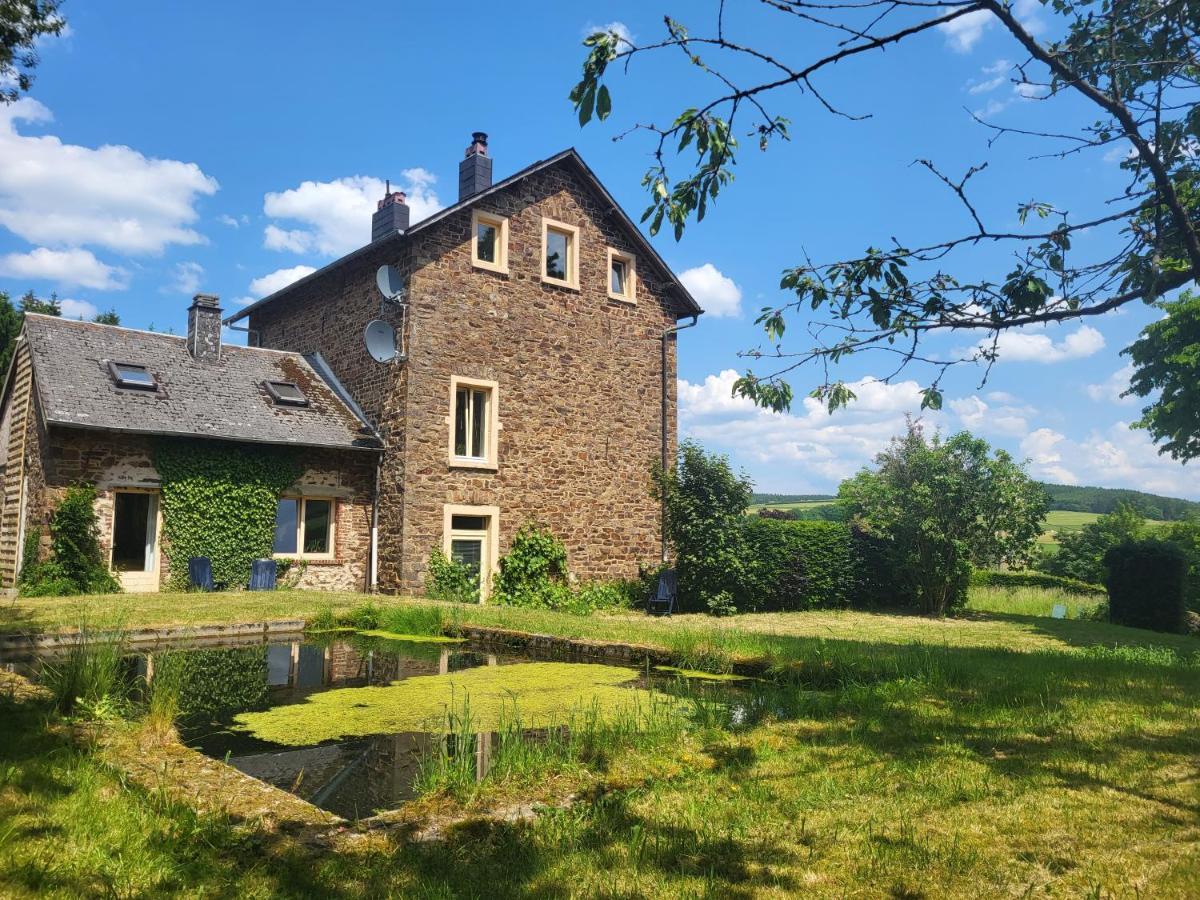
[
  {"x1": 369, "y1": 452, "x2": 381, "y2": 592},
  {"x1": 660, "y1": 314, "x2": 698, "y2": 562}
]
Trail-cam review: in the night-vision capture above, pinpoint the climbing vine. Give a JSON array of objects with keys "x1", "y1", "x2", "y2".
[{"x1": 154, "y1": 439, "x2": 301, "y2": 590}]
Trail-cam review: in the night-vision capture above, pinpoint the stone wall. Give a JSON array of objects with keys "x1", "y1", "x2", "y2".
[
  {"x1": 250, "y1": 156, "x2": 688, "y2": 597},
  {"x1": 31, "y1": 428, "x2": 374, "y2": 592}
]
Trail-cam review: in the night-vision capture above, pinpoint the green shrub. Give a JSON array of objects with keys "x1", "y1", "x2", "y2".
[
  {"x1": 493, "y1": 522, "x2": 569, "y2": 608},
  {"x1": 655, "y1": 441, "x2": 752, "y2": 614},
  {"x1": 969, "y1": 569, "x2": 1106, "y2": 597},
  {"x1": 740, "y1": 517, "x2": 856, "y2": 611},
  {"x1": 1104, "y1": 539, "x2": 1188, "y2": 633},
  {"x1": 41, "y1": 626, "x2": 129, "y2": 716},
  {"x1": 425, "y1": 549, "x2": 480, "y2": 604},
  {"x1": 20, "y1": 485, "x2": 120, "y2": 597}
]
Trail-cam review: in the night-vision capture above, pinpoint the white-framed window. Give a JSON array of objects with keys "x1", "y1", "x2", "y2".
[
  {"x1": 541, "y1": 217, "x2": 580, "y2": 289},
  {"x1": 471, "y1": 210, "x2": 509, "y2": 274},
  {"x1": 448, "y1": 375, "x2": 499, "y2": 470},
  {"x1": 273, "y1": 496, "x2": 336, "y2": 560},
  {"x1": 607, "y1": 247, "x2": 637, "y2": 303},
  {"x1": 443, "y1": 504, "x2": 500, "y2": 602}
]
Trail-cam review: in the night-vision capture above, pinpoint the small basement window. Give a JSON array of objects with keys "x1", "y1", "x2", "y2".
[
  {"x1": 265, "y1": 381, "x2": 308, "y2": 406},
  {"x1": 108, "y1": 362, "x2": 157, "y2": 391}
]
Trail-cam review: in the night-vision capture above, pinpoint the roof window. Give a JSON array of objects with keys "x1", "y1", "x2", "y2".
[
  {"x1": 265, "y1": 380, "x2": 308, "y2": 406},
  {"x1": 108, "y1": 362, "x2": 157, "y2": 391}
]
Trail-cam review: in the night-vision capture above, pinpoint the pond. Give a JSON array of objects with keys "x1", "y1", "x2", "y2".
[{"x1": 2, "y1": 632, "x2": 776, "y2": 821}]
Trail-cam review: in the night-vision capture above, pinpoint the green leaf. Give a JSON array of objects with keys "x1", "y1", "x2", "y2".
[{"x1": 596, "y1": 84, "x2": 612, "y2": 121}]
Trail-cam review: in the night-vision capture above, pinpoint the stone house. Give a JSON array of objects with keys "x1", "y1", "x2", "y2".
[
  {"x1": 228, "y1": 135, "x2": 701, "y2": 598},
  {"x1": 0, "y1": 135, "x2": 701, "y2": 597},
  {"x1": 0, "y1": 300, "x2": 381, "y2": 592}
]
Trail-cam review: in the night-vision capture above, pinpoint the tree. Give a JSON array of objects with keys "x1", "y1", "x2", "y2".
[
  {"x1": 1124, "y1": 290, "x2": 1200, "y2": 460},
  {"x1": 0, "y1": 1, "x2": 64, "y2": 103},
  {"x1": 19, "y1": 289, "x2": 59, "y2": 315},
  {"x1": 654, "y1": 440, "x2": 754, "y2": 614},
  {"x1": 572, "y1": 4, "x2": 1200, "y2": 452},
  {"x1": 1040, "y1": 501, "x2": 1145, "y2": 584},
  {"x1": 93, "y1": 308, "x2": 121, "y2": 326},
  {"x1": 0, "y1": 291, "x2": 22, "y2": 375},
  {"x1": 1153, "y1": 517, "x2": 1200, "y2": 611},
  {"x1": 839, "y1": 421, "x2": 1047, "y2": 615}
]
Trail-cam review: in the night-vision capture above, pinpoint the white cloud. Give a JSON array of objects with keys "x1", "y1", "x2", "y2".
[
  {"x1": 248, "y1": 265, "x2": 317, "y2": 299},
  {"x1": 967, "y1": 324, "x2": 1105, "y2": 363},
  {"x1": 1086, "y1": 363, "x2": 1137, "y2": 405},
  {"x1": 0, "y1": 99, "x2": 218, "y2": 255},
  {"x1": 949, "y1": 394, "x2": 1032, "y2": 436},
  {"x1": 582, "y1": 20, "x2": 634, "y2": 47},
  {"x1": 678, "y1": 369, "x2": 937, "y2": 489},
  {"x1": 679, "y1": 263, "x2": 742, "y2": 318},
  {"x1": 1021, "y1": 423, "x2": 1193, "y2": 495},
  {"x1": 58, "y1": 298, "x2": 98, "y2": 320},
  {"x1": 0, "y1": 247, "x2": 128, "y2": 290},
  {"x1": 166, "y1": 260, "x2": 204, "y2": 295},
  {"x1": 967, "y1": 59, "x2": 1010, "y2": 94},
  {"x1": 217, "y1": 213, "x2": 247, "y2": 228},
  {"x1": 938, "y1": 9, "x2": 993, "y2": 53},
  {"x1": 262, "y1": 169, "x2": 442, "y2": 258}
]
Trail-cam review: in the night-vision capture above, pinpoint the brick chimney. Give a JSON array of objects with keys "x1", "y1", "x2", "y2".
[
  {"x1": 372, "y1": 187, "x2": 410, "y2": 241},
  {"x1": 458, "y1": 131, "x2": 492, "y2": 201},
  {"x1": 187, "y1": 294, "x2": 222, "y2": 362}
]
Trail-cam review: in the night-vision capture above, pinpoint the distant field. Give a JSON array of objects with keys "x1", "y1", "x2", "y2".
[
  {"x1": 747, "y1": 500, "x2": 835, "y2": 513},
  {"x1": 1038, "y1": 509, "x2": 1167, "y2": 545},
  {"x1": 750, "y1": 503, "x2": 1167, "y2": 546}
]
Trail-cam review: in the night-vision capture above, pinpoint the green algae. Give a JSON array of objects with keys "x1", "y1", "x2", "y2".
[
  {"x1": 654, "y1": 665, "x2": 749, "y2": 682},
  {"x1": 355, "y1": 630, "x2": 465, "y2": 644},
  {"x1": 232, "y1": 662, "x2": 672, "y2": 746}
]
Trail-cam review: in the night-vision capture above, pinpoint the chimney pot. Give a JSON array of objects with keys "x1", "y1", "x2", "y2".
[
  {"x1": 187, "y1": 294, "x2": 223, "y2": 362},
  {"x1": 459, "y1": 130, "x2": 493, "y2": 201}
]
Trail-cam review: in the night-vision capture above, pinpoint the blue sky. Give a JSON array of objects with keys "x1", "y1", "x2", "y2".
[{"x1": 1, "y1": 1, "x2": 1194, "y2": 498}]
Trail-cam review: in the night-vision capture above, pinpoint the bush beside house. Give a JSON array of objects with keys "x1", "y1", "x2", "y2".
[{"x1": 20, "y1": 485, "x2": 120, "y2": 597}]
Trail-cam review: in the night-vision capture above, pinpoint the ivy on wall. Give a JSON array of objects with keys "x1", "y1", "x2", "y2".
[{"x1": 155, "y1": 439, "x2": 301, "y2": 590}]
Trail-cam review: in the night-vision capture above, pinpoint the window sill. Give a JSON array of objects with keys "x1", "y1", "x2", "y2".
[
  {"x1": 472, "y1": 260, "x2": 509, "y2": 276},
  {"x1": 607, "y1": 292, "x2": 637, "y2": 305},
  {"x1": 274, "y1": 555, "x2": 340, "y2": 566},
  {"x1": 449, "y1": 457, "x2": 498, "y2": 472},
  {"x1": 541, "y1": 275, "x2": 579, "y2": 292}
]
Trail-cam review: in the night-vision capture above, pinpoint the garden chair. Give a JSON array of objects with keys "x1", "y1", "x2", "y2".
[
  {"x1": 646, "y1": 568, "x2": 677, "y2": 616},
  {"x1": 248, "y1": 559, "x2": 277, "y2": 591},
  {"x1": 188, "y1": 556, "x2": 213, "y2": 592}
]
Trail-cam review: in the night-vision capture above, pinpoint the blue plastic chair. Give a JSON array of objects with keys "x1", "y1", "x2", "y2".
[
  {"x1": 188, "y1": 556, "x2": 213, "y2": 592},
  {"x1": 248, "y1": 559, "x2": 277, "y2": 591},
  {"x1": 646, "y1": 568, "x2": 677, "y2": 616}
]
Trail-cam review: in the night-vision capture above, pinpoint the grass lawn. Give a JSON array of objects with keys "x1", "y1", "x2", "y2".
[{"x1": 2, "y1": 589, "x2": 1199, "y2": 897}]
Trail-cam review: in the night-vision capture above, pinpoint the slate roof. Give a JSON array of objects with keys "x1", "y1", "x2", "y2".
[
  {"x1": 22, "y1": 315, "x2": 380, "y2": 451},
  {"x1": 226, "y1": 148, "x2": 704, "y2": 324}
]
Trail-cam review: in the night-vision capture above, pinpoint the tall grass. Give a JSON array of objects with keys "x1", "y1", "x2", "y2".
[
  {"x1": 415, "y1": 691, "x2": 690, "y2": 801},
  {"x1": 141, "y1": 651, "x2": 183, "y2": 743},
  {"x1": 39, "y1": 621, "x2": 129, "y2": 717},
  {"x1": 966, "y1": 584, "x2": 1107, "y2": 620}
]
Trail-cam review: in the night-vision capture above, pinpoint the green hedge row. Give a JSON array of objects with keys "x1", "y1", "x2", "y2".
[
  {"x1": 738, "y1": 518, "x2": 893, "y2": 612},
  {"x1": 968, "y1": 569, "x2": 1107, "y2": 597}
]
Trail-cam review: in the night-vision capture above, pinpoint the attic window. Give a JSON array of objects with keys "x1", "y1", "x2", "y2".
[
  {"x1": 108, "y1": 362, "x2": 157, "y2": 391},
  {"x1": 265, "y1": 381, "x2": 308, "y2": 406}
]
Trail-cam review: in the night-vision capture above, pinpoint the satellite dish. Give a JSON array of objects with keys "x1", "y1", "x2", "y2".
[
  {"x1": 376, "y1": 265, "x2": 404, "y2": 301},
  {"x1": 364, "y1": 320, "x2": 397, "y2": 363}
]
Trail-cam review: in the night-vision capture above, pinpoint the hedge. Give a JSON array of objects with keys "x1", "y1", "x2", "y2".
[
  {"x1": 1104, "y1": 539, "x2": 1188, "y2": 634},
  {"x1": 969, "y1": 569, "x2": 1107, "y2": 597},
  {"x1": 738, "y1": 518, "x2": 895, "y2": 612}
]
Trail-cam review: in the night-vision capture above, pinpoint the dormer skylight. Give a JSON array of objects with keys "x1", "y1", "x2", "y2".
[
  {"x1": 265, "y1": 380, "x2": 308, "y2": 406},
  {"x1": 108, "y1": 362, "x2": 157, "y2": 391}
]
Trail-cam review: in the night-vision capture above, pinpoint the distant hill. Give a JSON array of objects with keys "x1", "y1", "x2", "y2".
[
  {"x1": 751, "y1": 493, "x2": 836, "y2": 505},
  {"x1": 1037, "y1": 483, "x2": 1199, "y2": 521}
]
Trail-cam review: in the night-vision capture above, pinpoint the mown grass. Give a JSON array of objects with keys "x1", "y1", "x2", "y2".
[{"x1": 3, "y1": 590, "x2": 1199, "y2": 896}]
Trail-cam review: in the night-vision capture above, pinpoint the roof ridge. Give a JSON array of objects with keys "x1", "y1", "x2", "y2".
[{"x1": 26, "y1": 313, "x2": 312, "y2": 359}]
